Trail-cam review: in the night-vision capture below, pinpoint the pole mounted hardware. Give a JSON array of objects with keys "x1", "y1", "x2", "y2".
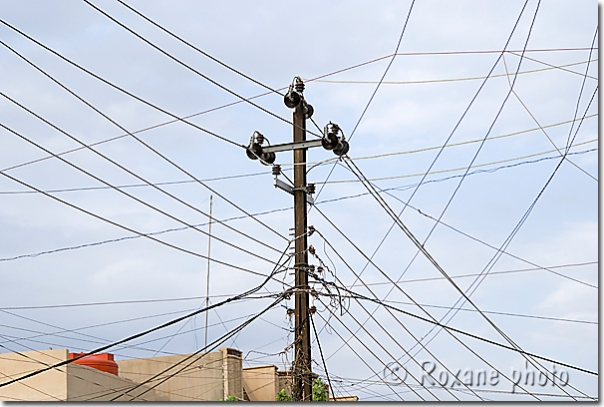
[
  {"x1": 245, "y1": 131, "x2": 276, "y2": 165},
  {"x1": 244, "y1": 77, "x2": 348, "y2": 401}
]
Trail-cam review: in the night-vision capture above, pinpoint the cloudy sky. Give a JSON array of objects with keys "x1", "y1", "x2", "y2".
[{"x1": 0, "y1": 0, "x2": 598, "y2": 401}]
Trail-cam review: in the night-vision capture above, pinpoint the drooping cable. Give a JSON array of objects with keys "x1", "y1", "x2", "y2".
[
  {"x1": 0, "y1": 116, "x2": 281, "y2": 268},
  {"x1": 0, "y1": 22, "x2": 287, "y2": 241},
  {"x1": 82, "y1": 0, "x2": 323, "y2": 139},
  {"x1": 0, "y1": 254, "x2": 286, "y2": 389}
]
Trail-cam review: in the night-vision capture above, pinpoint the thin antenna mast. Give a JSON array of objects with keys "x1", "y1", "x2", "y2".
[{"x1": 204, "y1": 195, "x2": 213, "y2": 348}]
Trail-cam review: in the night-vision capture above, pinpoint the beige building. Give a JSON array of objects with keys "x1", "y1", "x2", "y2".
[{"x1": 0, "y1": 347, "x2": 356, "y2": 401}]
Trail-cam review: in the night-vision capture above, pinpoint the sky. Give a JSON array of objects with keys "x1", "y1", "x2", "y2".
[{"x1": 0, "y1": 0, "x2": 598, "y2": 401}]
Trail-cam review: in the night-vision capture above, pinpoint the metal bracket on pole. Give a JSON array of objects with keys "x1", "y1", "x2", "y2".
[
  {"x1": 275, "y1": 177, "x2": 315, "y2": 204},
  {"x1": 275, "y1": 177, "x2": 294, "y2": 195},
  {"x1": 262, "y1": 139, "x2": 323, "y2": 153}
]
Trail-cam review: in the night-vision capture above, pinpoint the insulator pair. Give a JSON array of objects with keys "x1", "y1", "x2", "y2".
[
  {"x1": 245, "y1": 131, "x2": 276, "y2": 164},
  {"x1": 284, "y1": 78, "x2": 314, "y2": 119},
  {"x1": 322, "y1": 122, "x2": 349, "y2": 156}
]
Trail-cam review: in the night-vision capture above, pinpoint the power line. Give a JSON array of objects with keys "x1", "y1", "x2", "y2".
[
  {"x1": 1, "y1": 41, "x2": 287, "y2": 250},
  {"x1": 0, "y1": 260, "x2": 286, "y2": 389},
  {"x1": 0, "y1": 22, "x2": 287, "y2": 242},
  {"x1": 500, "y1": 53, "x2": 596, "y2": 181},
  {"x1": 314, "y1": 0, "x2": 416, "y2": 201},
  {"x1": 116, "y1": 0, "x2": 284, "y2": 97},
  {"x1": 3, "y1": 147, "x2": 594, "y2": 292},
  {"x1": 507, "y1": 50, "x2": 598, "y2": 81},
  {"x1": 309, "y1": 314, "x2": 335, "y2": 401},
  {"x1": 326, "y1": 287, "x2": 597, "y2": 377},
  {"x1": 82, "y1": 0, "x2": 323, "y2": 139},
  {"x1": 405, "y1": 56, "x2": 599, "y2": 382},
  {"x1": 312, "y1": 57, "x2": 597, "y2": 84},
  {"x1": 108, "y1": 296, "x2": 286, "y2": 402},
  {"x1": 311, "y1": 310, "x2": 408, "y2": 401},
  {"x1": 0, "y1": 261, "x2": 594, "y2": 313},
  {"x1": 320, "y1": 141, "x2": 596, "y2": 184},
  {"x1": 0, "y1": 117, "x2": 282, "y2": 268},
  {"x1": 0, "y1": 167, "x2": 288, "y2": 282},
  {"x1": 310, "y1": 228, "x2": 534, "y2": 399},
  {"x1": 339, "y1": 0, "x2": 536, "y2": 297},
  {"x1": 0, "y1": 42, "x2": 593, "y2": 180},
  {"x1": 1, "y1": 115, "x2": 594, "y2": 197},
  {"x1": 0, "y1": 170, "x2": 268, "y2": 195},
  {"x1": 333, "y1": 6, "x2": 591, "y2": 400}
]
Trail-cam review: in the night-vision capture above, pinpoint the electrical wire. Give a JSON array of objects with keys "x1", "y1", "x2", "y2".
[
  {"x1": 324, "y1": 286, "x2": 597, "y2": 377},
  {"x1": 341, "y1": 155, "x2": 591, "y2": 400},
  {"x1": 394, "y1": 51, "x2": 599, "y2": 392},
  {"x1": 319, "y1": 141, "x2": 596, "y2": 184},
  {"x1": 292, "y1": 113, "x2": 597, "y2": 170},
  {"x1": 116, "y1": 0, "x2": 284, "y2": 97},
  {"x1": 109, "y1": 296, "x2": 286, "y2": 401},
  {"x1": 508, "y1": 50, "x2": 598, "y2": 81},
  {"x1": 335, "y1": 0, "x2": 536, "y2": 296},
  {"x1": 312, "y1": 57, "x2": 597, "y2": 85},
  {"x1": 0, "y1": 170, "x2": 268, "y2": 195},
  {"x1": 82, "y1": 0, "x2": 323, "y2": 139},
  {"x1": 311, "y1": 209, "x2": 540, "y2": 399},
  {"x1": 311, "y1": 310, "x2": 407, "y2": 401},
  {"x1": 0, "y1": 118, "x2": 282, "y2": 270},
  {"x1": 2, "y1": 146, "x2": 594, "y2": 293},
  {"x1": 0, "y1": 258, "x2": 286, "y2": 389},
  {"x1": 310, "y1": 229, "x2": 533, "y2": 399},
  {"x1": 324, "y1": 5, "x2": 592, "y2": 399},
  {"x1": 313, "y1": 0, "x2": 416, "y2": 202},
  {"x1": 0, "y1": 22, "x2": 287, "y2": 242},
  {"x1": 501, "y1": 53, "x2": 597, "y2": 181},
  {"x1": 1, "y1": 42, "x2": 287, "y2": 251}
]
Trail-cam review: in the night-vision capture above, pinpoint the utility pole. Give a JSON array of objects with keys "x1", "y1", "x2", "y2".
[
  {"x1": 245, "y1": 77, "x2": 349, "y2": 401},
  {"x1": 292, "y1": 80, "x2": 311, "y2": 401}
]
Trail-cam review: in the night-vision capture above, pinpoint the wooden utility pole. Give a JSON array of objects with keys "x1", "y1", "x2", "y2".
[
  {"x1": 245, "y1": 77, "x2": 348, "y2": 401},
  {"x1": 292, "y1": 81, "x2": 311, "y2": 401}
]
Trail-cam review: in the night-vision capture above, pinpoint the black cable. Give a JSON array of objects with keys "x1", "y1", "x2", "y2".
[
  {"x1": 314, "y1": 0, "x2": 417, "y2": 201},
  {"x1": 0, "y1": 22, "x2": 287, "y2": 242},
  {"x1": 435, "y1": 83, "x2": 600, "y2": 331},
  {"x1": 307, "y1": 266, "x2": 480, "y2": 401},
  {"x1": 149, "y1": 240, "x2": 292, "y2": 357},
  {"x1": 328, "y1": 5, "x2": 592, "y2": 400},
  {"x1": 325, "y1": 0, "x2": 534, "y2": 289},
  {"x1": 310, "y1": 232, "x2": 525, "y2": 400},
  {"x1": 0, "y1": 167, "x2": 286, "y2": 281},
  {"x1": 309, "y1": 315, "x2": 334, "y2": 400},
  {"x1": 311, "y1": 310, "x2": 407, "y2": 401},
  {"x1": 400, "y1": 84, "x2": 599, "y2": 387},
  {"x1": 83, "y1": 0, "x2": 322, "y2": 139},
  {"x1": 0, "y1": 309, "x2": 260, "y2": 357},
  {"x1": 105, "y1": 296, "x2": 285, "y2": 401},
  {"x1": 320, "y1": 145, "x2": 597, "y2": 186},
  {"x1": 0, "y1": 40, "x2": 595, "y2": 179},
  {"x1": 0, "y1": 118, "x2": 281, "y2": 269},
  {"x1": 311, "y1": 211, "x2": 539, "y2": 399},
  {"x1": 0, "y1": 256, "x2": 285, "y2": 389},
  {"x1": 116, "y1": 0, "x2": 284, "y2": 97},
  {"x1": 564, "y1": 28, "x2": 599, "y2": 152},
  {"x1": 0, "y1": 40, "x2": 286, "y2": 250},
  {"x1": 0, "y1": 170, "x2": 268, "y2": 195},
  {"x1": 327, "y1": 287, "x2": 597, "y2": 377},
  {"x1": 342, "y1": 158, "x2": 589, "y2": 400}
]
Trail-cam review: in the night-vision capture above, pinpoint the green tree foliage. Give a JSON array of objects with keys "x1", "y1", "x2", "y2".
[
  {"x1": 219, "y1": 395, "x2": 238, "y2": 401},
  {"x1": 312, "y1": 378, "x2": 328, "y2": 401},
  {"x1": 276, "y1": 389, "x2": 292, "y2": 401}
]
